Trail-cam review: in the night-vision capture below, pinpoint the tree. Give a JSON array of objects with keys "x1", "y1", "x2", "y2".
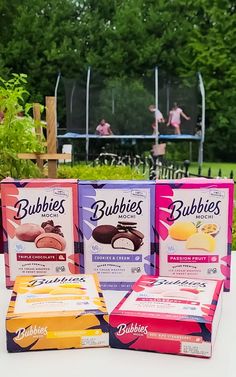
[
  {"x1": 1, "y1": 0, "x2": 235, "y2": 160},
  {"x1": 177, "y1": 0, "x2": 236, "y2": 161}
]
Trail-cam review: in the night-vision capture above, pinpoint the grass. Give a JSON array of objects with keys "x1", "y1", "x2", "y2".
[
  {"x1": 57, "y1": 164, "x2": 144, "y2": 180},
  {"x1": 189, "y1": 162, "x2": 236, "y2": 179},
  {"x1": 188, "y1": 161, "x2": 236, "y2": 200}
]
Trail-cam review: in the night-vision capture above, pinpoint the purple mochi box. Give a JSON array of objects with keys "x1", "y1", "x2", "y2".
[{"x1": 79, "y1": 181, "x2": 156, "y2": 290}]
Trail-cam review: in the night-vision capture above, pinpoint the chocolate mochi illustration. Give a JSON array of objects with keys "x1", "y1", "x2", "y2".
[
  {"x1": 41, "y1": 220, "x2": 64, "y2": 237},
  {"x1": 92, "y1": 225, "x2": 119, "y2": 244},
  {"x1": 15, "y1": 223, "x2": 45, "y2": 242},
  {"x1": 35, "y1": 233, "x2": 66, "y2": 251}
]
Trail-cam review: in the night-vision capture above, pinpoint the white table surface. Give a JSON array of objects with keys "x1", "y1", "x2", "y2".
[{"x1": 0, "y1": 254, "x2": 235, "y2": 377}]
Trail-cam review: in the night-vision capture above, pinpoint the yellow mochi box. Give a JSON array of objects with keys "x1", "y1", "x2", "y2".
[{"x1": 6, "y1": 274, "x2": 109, "y2": 352}]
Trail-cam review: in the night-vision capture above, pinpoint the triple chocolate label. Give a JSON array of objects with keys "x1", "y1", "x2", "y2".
[{"x1": 80, "y1": 184, "x2": 154, "y2": 290}]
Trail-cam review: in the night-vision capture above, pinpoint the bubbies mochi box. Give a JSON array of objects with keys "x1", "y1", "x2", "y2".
[
  {"x1": 79, "y1": 181, "x2": 156, "y2": 290},
  {"x1": 6, "y1": 274, "x2": 109, "y2": 352},
  {"x1": 109, "y1": 275, "x2": 223, "y2": 358},
  {"x1": 1, "y1": 179, "x2": 79, "y2": 288},
  {"x1": 155, "y1": 179, "x2": 234, "y2": 291}
]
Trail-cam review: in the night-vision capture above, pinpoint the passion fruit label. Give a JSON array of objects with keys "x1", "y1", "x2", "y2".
[
  {"x1": 79, "y1": 182, "x2": 155, "y2": 290},
  {"x1": 156, "y1": 180, "x2": 233, "y2": 288}
]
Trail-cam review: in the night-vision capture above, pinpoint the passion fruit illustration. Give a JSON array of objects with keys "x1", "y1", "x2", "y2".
[{"x1": 198, "y1": 223, "x2": 220, "y2": 237}]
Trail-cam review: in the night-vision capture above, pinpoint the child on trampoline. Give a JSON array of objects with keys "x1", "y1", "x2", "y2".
[
  {"x1": 96, "y1": 119, "x2": 113, "y2": 136},
  {"x1": 149, "y1": 104, "x2": 165, "y2": 134},
  {"x1": 167, "y1": 102, "x2": 190, "y2": 135}
]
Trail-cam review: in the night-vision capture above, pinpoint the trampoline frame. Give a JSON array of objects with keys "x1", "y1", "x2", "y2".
[{"x1": 55, "y1": 68, "x2": 205, "y2": 164}]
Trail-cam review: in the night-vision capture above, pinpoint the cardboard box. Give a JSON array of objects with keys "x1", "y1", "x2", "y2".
[
  {"x1": 109, "y1": 275, "x2": 223, "y2": 358},
  {"x1": 0, "y1": 196, "x2": 3, "y2": 254},
  {"x1": 155, "y1": 178, "x2": 234, "y2": 291},
  {"x1": 79, "y1": 181, "x2": 156, "y2": 290},
  {"x1": 6, "y1": 274, "x2": 109, "y2": 352},
  {"x1": 1, "y1": 179, "x2": 79, "y2": 288}
]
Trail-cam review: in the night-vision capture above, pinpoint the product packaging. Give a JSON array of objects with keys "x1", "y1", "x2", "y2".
[
  {"x1": 6, "y1": 273, "x2": 109, "y2": 352},
  {"x1": 109, "y1": 275, "x2": 223, "y2": 358},
  {"x1": 155, "y1": 179, "x2": 234, "y2": 291},
  {"x1": 1, "y1": 179, "x2": 79, "y2": 288},
  {"x1": 0, "y1": 197, "x2": 3, "y2": 254},
  {"x1": 79, "y1": 181, "x2": 156, "y2": 290}
]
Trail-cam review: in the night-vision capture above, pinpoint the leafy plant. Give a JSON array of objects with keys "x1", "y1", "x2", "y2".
[
  {"x1": 57, "y1": 164, "x2": 144, "y2": 180},
  {"x1": 0, "y1": 74, "x2": 45, "y2": 178}
]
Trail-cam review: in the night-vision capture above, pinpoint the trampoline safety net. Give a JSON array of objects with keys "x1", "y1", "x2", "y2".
[{"x1": 60, "y1": 70, "x2": 200, "y2": 136}]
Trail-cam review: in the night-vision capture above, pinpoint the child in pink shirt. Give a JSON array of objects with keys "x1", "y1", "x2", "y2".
[
  {"x1": 167, "y1": 102, "x2": 190, "y2": 135},
  {"x1": 96, "y1": 119, "x2": 113, "y2": 136}
]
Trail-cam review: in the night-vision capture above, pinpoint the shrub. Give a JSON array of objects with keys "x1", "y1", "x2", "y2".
[
  {"x1": 0, "y1": 74, "x2": 45, "y2": 178},
  {"x1": 57, "y1": 164, "x2": 144, "y2": 180}
]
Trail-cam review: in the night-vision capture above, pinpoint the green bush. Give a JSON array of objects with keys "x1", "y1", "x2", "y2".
[
  {"x1": 0, "y1": 74, "x2": 45, "y2": 178},
  {"x1": 57, "y1": 164, "x2": 144, "y2": 180}
]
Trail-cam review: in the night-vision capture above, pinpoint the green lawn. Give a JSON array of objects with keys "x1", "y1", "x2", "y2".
[{"x1": 189, "y1": 162, "x2": 236, "y2": 179}]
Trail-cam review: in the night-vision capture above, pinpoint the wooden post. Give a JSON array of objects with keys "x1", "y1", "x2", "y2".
[
  {"x1": 33, "y1": 103, "x2": 43, "y2": 171},
  {"x1": 46, "y1": 97, "x2": 57, "y2": 178}
]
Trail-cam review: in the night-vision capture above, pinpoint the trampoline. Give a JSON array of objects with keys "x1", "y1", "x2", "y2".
[
  {"x1": 57, "y1": 133, "x2": 201, "y2": 141},
  {"x1": 55, "y1": 68, "x2": 205, "y2": 163}
]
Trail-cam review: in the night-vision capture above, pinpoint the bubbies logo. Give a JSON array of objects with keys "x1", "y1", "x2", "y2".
[
  {"x1": 15, "y1": 325, "x2": 48, "y2": 341},
  {"x1": 13, "y1": 196, "x2": 66, "y2": 220},
  {"x1": 153, "y1": 278, "x2": 206, "y2": 288},
  {"x1": 90, "y1": 197, "x2": 143, "y2": 221},
  {"x1": 116, "y1": 323, "x2": 148, "y2": 337},
  {"x1": 28, "y1": 276, "x2": 86, "y2": 287},
  {"x1": 167, "y1": 197, "x2": 221, "y2": 221}
]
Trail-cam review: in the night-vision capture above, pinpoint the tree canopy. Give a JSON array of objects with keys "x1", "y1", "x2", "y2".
[{"x1": 1, "y1": 0, "x2": 236, "y2": 160}]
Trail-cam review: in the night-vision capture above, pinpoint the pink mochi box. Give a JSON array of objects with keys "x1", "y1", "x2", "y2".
[
  {"x1": 1, "y1": 179, "x2": 79, "y2": 288},
  {"x1": 109, "y1": 275, "x2": 223, "y2": 358},
  {"x1": 155, "y1": 178, "x2": 234, "y2": 291}
]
